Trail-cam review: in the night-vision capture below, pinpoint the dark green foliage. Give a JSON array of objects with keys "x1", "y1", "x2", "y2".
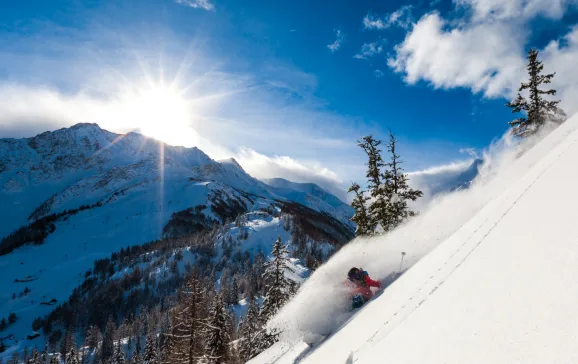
[
  {"x1": 354, "y1": 131, "x2": 423, "y2": 234},
  {"x1": 348, "y1": 182, "x2": 372, "y2": 236},
  {"x1": 358, "y1": 135, "x2": 389, "y2": 233},
  {"x1": 162, "y1": 206, "x2": 212, "y2": 239},
  {"x1": 380, "y1": 131, "x2": 423, "y2": 231},
  {"x1": 507, "y1": 49, "x2": 566, "y2": 137}
]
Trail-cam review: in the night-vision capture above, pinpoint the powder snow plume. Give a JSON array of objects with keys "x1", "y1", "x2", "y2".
[{"x1": 269, "y1": 122, "x2": 562, "y2": 341}]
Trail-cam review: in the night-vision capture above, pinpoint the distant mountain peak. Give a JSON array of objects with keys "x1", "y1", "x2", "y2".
[
  {"x1": 69, "y1": 122, "x2": 101, "y2": 129},
  {"x1": 218, "y1": 157, "x2": 245, "y2": 172}
]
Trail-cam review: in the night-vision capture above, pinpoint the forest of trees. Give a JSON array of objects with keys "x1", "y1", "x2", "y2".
[
  {"x1": 1, "y1": 197, "x2": 350, "y2": 364},
  {"x1": 1, "y1": 234, "x2": 298, "y2": 364}
]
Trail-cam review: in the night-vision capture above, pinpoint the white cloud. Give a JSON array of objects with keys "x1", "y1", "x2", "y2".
[
  {"x1": 374, "y1": 69, "x2": 385, "y2": 78},
  {"x1": 455, "y1": 0, "x2": 577, "y2": 21},
  {"x1": 174, "y1": 0, "x2": 215, "y2": 11},
  {"x1": 541, "y1": 26, "x2": 578, "y2": 115},
  {"x1": 327, "y1": 30, "x2": 345, "y2": 53},
  {"x1": 388, "y1": 13, "x2": 526, "y2": 97},
  {"x1": 387, "y1": 0, "x2": 578, "y2": 107},
  {"x1": 363, "y1": 5, "x2": 413, "y2": 30},
  {"x1": 354, "y1": 39, "x2": 387, "y2": 60}
]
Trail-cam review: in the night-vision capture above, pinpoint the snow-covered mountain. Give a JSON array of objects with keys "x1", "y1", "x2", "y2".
[
  {"x1": 250, "y1": 114, "x2": 578, "y2": 363},
  {"x1": 262, "y1": 178, "x2": 353, "y2": 226},
  {"x1": 0, "y1": 123, "x2": 354, "y2": 354},
  {"x1": 0, "y1": 124, "x2": 352, "y2": 238}
]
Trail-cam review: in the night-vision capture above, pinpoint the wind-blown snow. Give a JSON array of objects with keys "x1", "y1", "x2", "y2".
[{"x1": 251, "y1": 115, "x2": 578, "y2": 363}]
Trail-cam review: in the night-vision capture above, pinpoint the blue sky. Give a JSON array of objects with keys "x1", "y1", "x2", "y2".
[{"x1": 1, "y1": 0, "x2": 578, "y2": 197}]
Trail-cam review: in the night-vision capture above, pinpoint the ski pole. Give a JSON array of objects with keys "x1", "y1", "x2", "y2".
[{"x1": 398, "y1": 252, "x2": 406, "y2": 274}]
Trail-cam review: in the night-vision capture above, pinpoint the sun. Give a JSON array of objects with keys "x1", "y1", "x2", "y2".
[{"x1": 121, "y1": 84, "x2": 194, "y2": 146}]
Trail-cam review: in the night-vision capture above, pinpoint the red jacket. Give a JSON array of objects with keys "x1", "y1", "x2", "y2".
[{"x1": 346, "y1": 273, "x2": 381, "y2": 301}]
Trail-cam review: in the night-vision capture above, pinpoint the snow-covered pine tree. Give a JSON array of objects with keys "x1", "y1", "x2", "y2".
[
  {"x1": 238, "y1": 295, "x2": 262, "y2": 362},
  {"x1": 204, "y1": 293, "x2": 231, "y2": 364},
  {"x1": 40, "y1": 344, "x2": 48, "y2": 364},
  {"x1": 507, "y1": 49, "x2": 566, "y2": 137},
  {"x1": 381, "y1": 130, "x2": 423, "y2": 231},
  {"x1": 261, "y1": 237, "x2": 294, "y2": 321},
  {"x1": 133, "y1": 330, "x2": 142, "y2": 359},
  {"x1": 84, "y1": 325, "x2": 100, "y2": 351},
  {"x1": 113, "y1": 342, "x2": 126, "y2": 364},
  {"x1": 164, "y1": 268, "x2": 207, "y2": 364},
  {"x1": 65, "y1": 346, "x2": 79, "y2": 364},
  {"x1": 254, "y1": 237, "x2": 295, "y2": 352},
  {"x1": 132, "y1": 353, "x2": 142, "y2": 364},
  {"x1": 28, "y1": 348, "x2": 40, "y2": 364},
  {"x1": 142, "y1": 333, "x2": 157, "y2": 364},
  {"x1": 348, "y1": 182, "x2": 372, "y2": 237},
  {"x1": 60, "y1": 329, "x2": 76, "y2": 359}
]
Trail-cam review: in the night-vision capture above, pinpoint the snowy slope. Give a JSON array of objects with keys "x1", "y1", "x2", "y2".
[{"x1": 251, "y1": 115, "x2": 578, "y2": 364}]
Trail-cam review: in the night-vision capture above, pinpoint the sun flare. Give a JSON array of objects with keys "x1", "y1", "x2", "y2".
[{"x1": 121, "y1": 84, "x2": 194, "y2": 146}]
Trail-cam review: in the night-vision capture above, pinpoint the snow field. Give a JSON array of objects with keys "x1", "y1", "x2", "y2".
[{"x1": 253, "y1": 116, "x2": 578, "y2": 363}]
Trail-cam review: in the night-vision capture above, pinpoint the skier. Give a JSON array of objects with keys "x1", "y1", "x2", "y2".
[{"x1": 346, "y1": 267, "x2": 381, "y2": 309}]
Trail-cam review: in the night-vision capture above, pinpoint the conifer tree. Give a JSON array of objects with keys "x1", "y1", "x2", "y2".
[
  {"x1": 102, "y1": 318, "x2": 116, "y2": 362},
  {"x1": 254, "y1": 237, "x2": 295, "y2": 353},
  {"x1": 65, "y1": 347, "x2": 79, "y2": 364},
  {"x1": 142, "y1": 334, "x2": 157, "y2": 364},
  {"x1": 507, "y1": 49, "x2": 566, "y2": 137},
  {"x1": 348, "y1": 182, "x2": 372, "y2": 236},
  {"x1": 260, "y1": 237, "x2": 294, "y2": 321},
  {"x1": 238, "y1": 295, "x2": 262, "y2": 362},
  {"x1": 132, "y1": 353, "x2": 142, "y2": 364},
  {"x1": 113, "y1": 342, "x2": 126, "y2": 364},
  {"x1": 229, "y1": 278, "x2": 239, "y2": 305},
  {"x1": 358, "y1": 135, "x2": 384, "y2": 192},
  {"x1": 204, "y1": 293, "x2": 231, "y2": 364},
  {"x1": 29, "y1": 348, "x2": 40, "y2": 364},
  {"x1": 381, "y1": 131, "x2": 423, "y2": 231},
  {"x1": 358, "y1": 135, "x2": 390, "y2": 232},
  {"x1": 165, "y1": 268, "x2": 207, "y2": 364},
  {"x1": 40, "y1": 344, "x2": 48, "y2": 364}
]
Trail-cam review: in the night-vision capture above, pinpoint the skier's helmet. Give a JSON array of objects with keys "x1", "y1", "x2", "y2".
[{"x1": 348, "y1": 267, "x2": 362, "y2": 282}]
